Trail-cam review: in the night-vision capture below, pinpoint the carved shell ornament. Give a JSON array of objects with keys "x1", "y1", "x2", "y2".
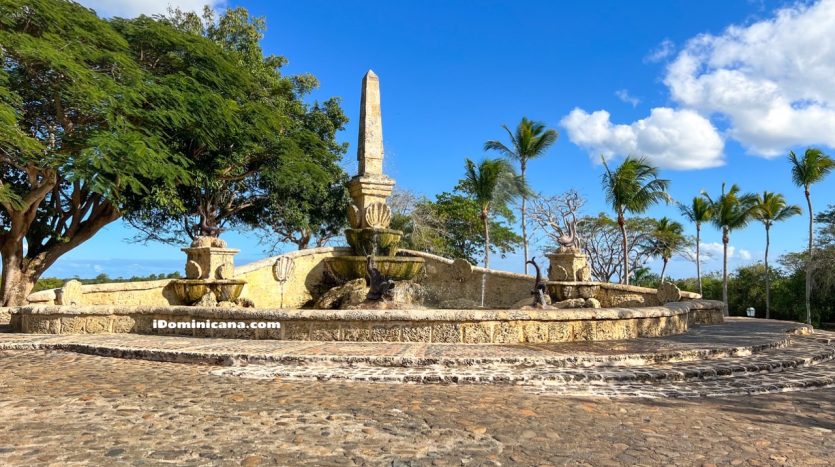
[
  {"x1": 364, "y1": 202, "x2": 392, "y2": 228},
  {"x1": 273, "y1": 255, "x2": 295, "y2": 284},
  {"x1": 348, "y1": 204, "x2": 362, "y2": 229},
  {"x1": 185, "y1": 260, "x2": 203, "y2": 279}
]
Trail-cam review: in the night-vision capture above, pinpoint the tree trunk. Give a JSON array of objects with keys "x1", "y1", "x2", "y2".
[
  {"x1": 765, "y1": 223, "x2": 771, "y2": 320},
  {"x1": 805, "y1": 188, "x2": 813, "y2": 325},
  {"x1": 722, "y1": 226, "x2": 729, "y2": 316},
  {"x1": 0, "y1": 241, "x2": 37, "y2": 307},
  {"x1": 660, "y1": 258, "x2": 668, "y2": 284},
  {"x1": 618, "y1": 211, "x2": 629, "y2": 285},
  {"x1": 481, "y1": 212, "x2": 490, "y2": 308},
  {"x1": 696, "y1": 224, "x2": 702, "y2": 297},
  {"x1": 521, "y1": 162, "x2": 528, "y2": 275}
]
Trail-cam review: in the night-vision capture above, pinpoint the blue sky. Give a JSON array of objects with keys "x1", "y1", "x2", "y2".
[{"x1": 61, "y1": 0, "x2": 835, "y2": 280}]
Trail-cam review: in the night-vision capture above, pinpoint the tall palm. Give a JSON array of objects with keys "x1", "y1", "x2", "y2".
[
  {"x1": 651, "y1": 217, "x2": 686, "y2": 283},
  {"x1": 789, "y1": 148, "x2": 835, "y2": 325},
  {"x1": 601, "y1": 156, "x2": 671, "y2": 285},
  {"x1": 702, "y1": 183, "x2": 757, "y2": 316},
  {"x1": 463, "y1": 158, "x2": 527, "y2": 306},
  {"x1": 753, "y1": 191, "x2": 801, "y2": 319},
  {"x1": 678, "y1": 197, "x2": 713, "y2": 296},
  {"x1": 484, "y1": 118, "x2": 558, "y2": 274}
]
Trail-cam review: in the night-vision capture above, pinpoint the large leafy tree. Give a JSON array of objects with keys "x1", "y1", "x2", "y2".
[
  {"x1": 678, "y1": 197, "x2": 713, "y2": 296},
  {"x1": 484, "y1": 118, "x2": 557, "y2": 274},
  {"x1": 753, "y1": 191, "x2": 801, "y2": 319},
  {"x1": 0, "y1": 0, "x2": 189, "y2": 305},
  {"x1": 600, "y1": 156, "x2": 671, "y2": 285},
  {"x1": 121, "y1": 8, "x2": 348, "y2": 245},
  {"x1": 788, "y1": 148, "x2": 834, "y2": 325},
  {"x1": 702, "y1": 183, "x2": 757, "y2": 316},
  {"x1": 462, "y1": 158, "x2": 527, "y2": 306}
]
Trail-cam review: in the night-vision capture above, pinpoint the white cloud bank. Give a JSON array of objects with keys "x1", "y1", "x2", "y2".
[
  {"x1": 561, "y1": 107, "x2": 724, "y2": 170},
  {"x1": 78, "y1": 0, "x2": 224, "y2": 18},
  {"x1": 564, "y1": 0, "x2": 835, "y2": 168}
]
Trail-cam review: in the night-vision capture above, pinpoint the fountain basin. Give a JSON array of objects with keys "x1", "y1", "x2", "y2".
[
  {"x1": 172, "y1": 279, "x2": 246, "y2": 304},
  {"x1": 345, "y1": 228, "x2": 402, "y2": 256},
  {"x1": 324, "y1": 255, "x2": 425, "y2": 282}
]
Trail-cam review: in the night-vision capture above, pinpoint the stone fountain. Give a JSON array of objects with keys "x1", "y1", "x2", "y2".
[
  {"x1": 172, "y1": 236, "x2": 248, "y2": 306},
  {"x1": 323, "y1": 70, "x2": 425, "y2": 284}
]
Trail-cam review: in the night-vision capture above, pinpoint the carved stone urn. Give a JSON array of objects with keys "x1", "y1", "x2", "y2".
[{"x1": 172, "y1": 236, "x2": 246, "y2": 305}]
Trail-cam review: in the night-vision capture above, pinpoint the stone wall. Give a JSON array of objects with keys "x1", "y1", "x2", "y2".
[
  {"x1": 11, "y1": 300, "x2": 723, "y2": 343},
  {"x1": 24, "y1": 247, "x2": 701, "y2": 310},
  {"x1": 549, "y1": 282, "x2": 701, "y2": 308}
]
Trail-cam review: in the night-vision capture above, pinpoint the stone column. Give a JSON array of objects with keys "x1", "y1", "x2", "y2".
[{"x1": 347, "y1": 70, "x2": 394, "y2": 230}]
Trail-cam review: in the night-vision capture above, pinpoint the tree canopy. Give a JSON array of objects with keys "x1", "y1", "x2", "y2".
[{"x1": 0, "y1": 0, "x2": 191, "y2": 305}]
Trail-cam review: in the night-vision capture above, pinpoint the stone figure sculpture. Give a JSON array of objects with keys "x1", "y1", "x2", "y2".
[
  {"x1": 557, "y1": 192, "x2": 581, "y2": 250},
  {"x1": 365, "y1": 255, "x2": 395, "y2": 301},
  {"x1": 526, "y1": 257, "x2": 549, "y2": 307}
]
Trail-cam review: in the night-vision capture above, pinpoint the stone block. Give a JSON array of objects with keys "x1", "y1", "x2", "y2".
[
  {"x1": 370, "y1": 325, "x2": 399, "y2": 342},
  {"x1": 84, "y1": 316, "x2": 110, "y2": 333},
  {"x1": 341, "y1": 323, "x2": 371, "y2": 341},
  {"x1": 522, "y1": 322, "x2": 548, "y2": 343},
  {"x1": 283, "y1": 321, "x2": 310, "y2": 340},
  {"x1": 493, "y1": 322, "x2": 521, "y2": 344},
  {"x1": 310, "y1": 323, "x2": 340, "y2": 341},
  {"x1": 400, "y1": 324, "x2": 432, "y2": 342},
  {"x1": 29, "y1": 316, "x2": 60, "y2": 334},
  {"x1": 60, "y1": 316, "x2": 86, "y2": 334},
  {"x1": 462, "y1": 323, "x2": 492, "y2": 344},
  {"x1": 111, "y1": 316, "x2": 137, "y2": 333},
  {"x1": 431, "y1": 323, "x2": 461, "y2": 343},
  {"x1": 610, "y1": 293, "x2": 646, "y2": 307}
]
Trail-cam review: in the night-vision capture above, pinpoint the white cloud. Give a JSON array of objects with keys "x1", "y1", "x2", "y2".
[
  {"x1": 561, "y1": 107, "x2": 724, "y2": 170},
  {"x1": 644, "y1": 39, "x2": 675, "y2": 63},
  {"x1": 564, "y1": 1, "x2": 835, "y2": 166},
  {"x1": 615, "y1": 89, "x2": 641, "y2": 107},
  {"x1": 78, "y1": 0, "x2": 225, "y2": 18},
  {"x1": 738, "y1": 249, "x2": 753, "y2": 261},
  {"x1": 664, "y1": 0, "x2": 835, "y2": 156}
]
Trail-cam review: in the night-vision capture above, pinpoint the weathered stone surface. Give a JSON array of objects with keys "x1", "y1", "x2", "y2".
[
  {"x1": 56, "y1": 280, "x2": 84, "y2": 306},
  {"x1": 552, "y1": 298, "x2": 587, "y2": 309},
  {"x1": 431, "y1": 323, "x2": 461, "y2": 343},
  {"x1": 586, "y1": 298, "x2": 601, "y2": 308},
  {"x1": 195, "y1": 292, "x2": 217, "y2": 307},
  {"x1": 657, "y1": 282, "x2": 682, "y2": 304},
  {"x1": 314, "y1": 279, "x2": 366, "y2": 309},
  {"x1": 439, "y1": 298, "x2": 480, "y2": 309},
  {"x1": 510, "y1": 293, "x2": 552, "y2": 309},
  {"x1": 610, "y1": 294, "x2": 646, "y2": 307}
]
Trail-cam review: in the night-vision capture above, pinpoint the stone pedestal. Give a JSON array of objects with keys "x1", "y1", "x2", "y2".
[
  {"x1": 347, "y1": 175, "x2": 395, "y2": 229},
  {"x1": 181, "y1": 237, "x2": 240, "y2": 280},
  {"x1": 546, "y1": 248, "x2": 591, "y2": 282}
]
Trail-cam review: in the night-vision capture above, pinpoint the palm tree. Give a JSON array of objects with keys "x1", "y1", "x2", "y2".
[
  {"x1": 702, "y1": 183, "x2": 757, "y2": 316},
  {"x1": 651, "y1": 217, "x2": 686, "y2": 283},
  {"x1": 678, "y1": 197, "x2": 713, "y2": 296},
  {"x1": 753, "y1": 191, "x2": 801, "y2": 319},
  {"x1": 601, "y1": 156, "x2": 671, "y2": 285},
  {"x1": 463, "y1": 158, "x2": 527, "y2": 306},
  {"x1": 484, "y1": 118, "x2": 558, "y2": 275},
  {"x1": 789, "y1": 148, "x2": 835, "y2": 325}
]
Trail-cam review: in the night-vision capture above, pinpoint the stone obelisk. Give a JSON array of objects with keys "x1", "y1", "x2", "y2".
[{"x1": 347, "y1": 70, "x2": 395, "y2": 229}]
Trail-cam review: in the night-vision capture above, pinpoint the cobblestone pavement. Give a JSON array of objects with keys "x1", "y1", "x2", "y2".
[{"x1": 1, "y1": 350, "x2": 834, "y2": 466}]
